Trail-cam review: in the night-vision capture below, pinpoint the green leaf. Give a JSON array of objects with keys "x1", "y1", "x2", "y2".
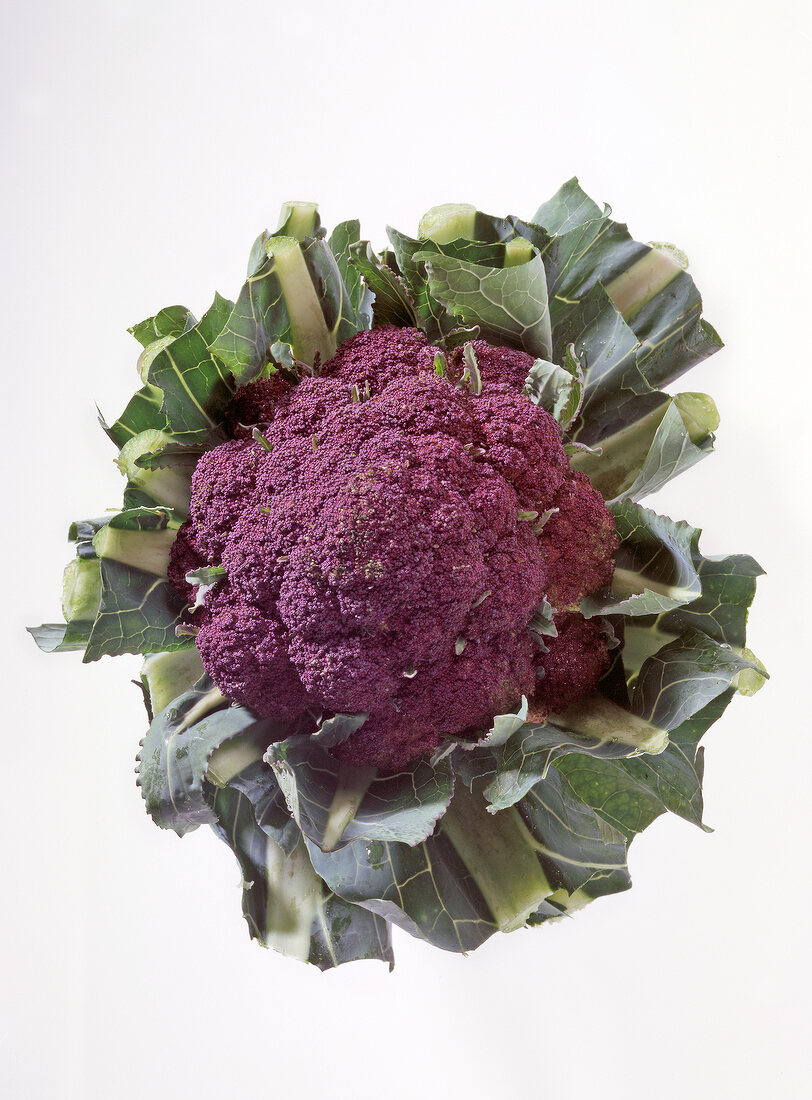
[
  {"x1": 83, "y1": 558, "x2": 193, "y2": 662},
  {"x1": 581, "y1": 500, "x2": 703, "y2": 618},
  {"x1": 532, "y1": 177, "x2": 604, "y2": 235},
  {"x1": 212, "y1": 790, "x2": 394, "y2": 970},
  {"x1": 100, "y1": 385, "x2": 168, "y2": 449},
  {"x1": 556, "y1": 689, "x2": 734, "y2": 837},
  {"x1": 129, "y1": 305, "x2": 195, "y2": 348},
  {"x1": 136, "y1": 684, "x2": 269, "y2": 835},
  {"x1": 480, "y1": 713, "x2": 661, "y2": 813},
  {"x1": 223, "y1": 758, "x2": 301, "y2": 857},
  {"x1": 524, "y1": 342, "x2": 585, "y2": 430},
  {"x1": 306, "y1": 825, "x2": 497, "y2": 954},
  {"x1": 348, "y1": 240, "x2": 417, "y2": 327},
  {"x1": 516, "y1": 767, "x2": 630, "y2": 895},
  {"x1": 650, "y1": 550, "x2": 765, "y2": 649},
  {"x1": 553, "y1": 284, "x2": 647, "y2": 420},
  {"x1": 328, "y1": 220, "x2": 374, "y2": 323},
  {"x1": 386, "y1": 226, "x2": 458, "y2": 342},
  {"x1": 415, "y1": 248, "x2": 553, "y2": 360},
  {"x1": 301, "y1": 235, "x2": 365, "y2": 352},
  {"x1": 543, "y1": 217, "x2": 645, "y2": 331},
  {"x1": 267, "y1": 737, "x2": 454, "y2": 851},
  {"x1": 145, "y1": 294, "x2": 235, "y2": 442},
  {"x1": 570, "y1": 393, "x2": 717, "y2": 502},
  {"x1": 631, "y1": 628, "x2": 759, "y2": 731}
]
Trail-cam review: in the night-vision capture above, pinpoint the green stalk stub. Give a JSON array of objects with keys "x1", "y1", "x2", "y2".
[
  {"x1": 606, "y1": 244, "x2": 687, "y2": 320},
  {"x1": 674, "y1": 392, "x2": 720, "y2": 442},
  {"x1": 551, "y1": 693, "x2": 668, "y2": 755},
  {"x1": 141, "y1": 648, "x2": 204, "y2": 716},
  {"x1": 419, "y1": 203, "x2": 477, "y2": 244},
  {"x1": 504, "y1": 237, "x2": 534, "y2": 268},
  {"x1": 116, "y1": 429, "x2": 195, "y2": 516},
  {"x1": 62, "y1": 558, "x2": 102, "y2": 622},
  {"x1": 276, "y1": 201, "x2": 319, "y2": 242},
  {"x1": 442, "y1": 781, "x2": 554, "y2": 932},
  {"x1": 92, "y1": 525, "x2": 178, "y2": 579},
  {"x1": 268, "y1": 235, "x2": 336, "y2": 368}
]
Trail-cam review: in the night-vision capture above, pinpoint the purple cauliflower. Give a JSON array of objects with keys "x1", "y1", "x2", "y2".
[{"x1": 169, "y1": 325, "x2": 619, "y2": 769}]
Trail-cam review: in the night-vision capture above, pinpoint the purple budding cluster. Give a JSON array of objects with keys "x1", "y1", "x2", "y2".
[{"x1": 168, "y1": 326, "x2": 618, "y2": 770}]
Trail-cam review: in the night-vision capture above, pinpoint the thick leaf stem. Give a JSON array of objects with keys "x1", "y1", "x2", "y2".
[
  {"x1": 551, "y1": 693, "x2": 668, "y2": 754},
  {"x1": 606, "y1": 245, "x2": 686, "y2": 320},
  {"x1": 321, "y1": 763, "x2": 377, "y2": 852},
  {"x1": 269, "y1": 236, "x2": 336, "y2": 368},
  {"x1": 441, "y1": 781, "x2": 554, "y2": 932}
]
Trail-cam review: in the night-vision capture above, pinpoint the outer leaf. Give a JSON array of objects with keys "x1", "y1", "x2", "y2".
[
  {"x1": 100, "y1": 385, "x2": 168, "y2": 449},
  {"x1": 542, "y1": 217, "x2": 645, "y2": 330},
  {"x1": 301, "y1": 236, "x2": 364, "y2": 350},
  {"x1": 581, "y1": 501, "x2": 703, "y2": 618},
  {"x1": 225, "y1": 758, "x2": 302, "y2": 857},
  {"x1": 212, "y1": 788, "x2": 394, "y2": 970},
  {"x1": 570, "y1": 393, "x2": 715, "y2": 501},
  {"x1": 556, "y1": 689, "x2": 734, "y2": 837},
  {"x1": 268, "y1": 737, "x2": 454, "y2": 850},
  {"x1": 553, "y1": 284, "x2": 647, "y2": 417},
  {"x1": 653, "y1": 551, "x2": 765, "y2": 649},
  {"x1": 532, "y1": 177, "x2": 604, "y2": 235},
  {"x1": 146, "y1": 293, "x2": 235, "y2": 442},
  {"x1": 517, "y1": 768, "x2": 630, "y2": 895},
  {"x1": 136, "y1": 686, "x2": 266, "y2": 835},
  {"x1": 306, "y1": 827, "x2": 497, "y2": 954},
  {"x1": 386, "y1": 226, "x2": 458, "y2": 342},
  {"x1": 481, "y1": 716, "x2": 657, "y2": 812},
  {"x1": 348, "y1": 241, "x2": 417, "y2": 326},
  {"x1": 611, "y1": 400, "x2": 714, "y2": 502},
  {"x1": 417, "y1": 249, "x2": 553, "y2": 360},
  {"x1": 328, "y1": 220, "x2": 374, "y2": 324},
  {"x1": 129, "y1": 305, "x2": 195, "y2": 348},
  {"x1": 631, "y1": 628, "x2": 758, "y2": 731},
  {"x1": 524, "y1": 343, "x2": 584, "y2": 430},
  {"x1": 83, "y1": 558, "x2": 193, "y2": 661}
]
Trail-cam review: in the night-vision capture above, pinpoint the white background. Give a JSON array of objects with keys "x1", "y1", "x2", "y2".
[{"x1": 3, "y1": 1, "x2": 810, "y2": 1097}]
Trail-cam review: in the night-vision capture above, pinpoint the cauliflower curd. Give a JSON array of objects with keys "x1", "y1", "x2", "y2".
[{"x1": 168, "y1": 325, "x2": 619, "y2": 769}]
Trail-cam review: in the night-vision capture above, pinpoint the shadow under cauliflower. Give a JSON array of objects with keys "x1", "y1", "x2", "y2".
[{"x1": 168, "y1": 326, "x2": 618, "y2": 769}]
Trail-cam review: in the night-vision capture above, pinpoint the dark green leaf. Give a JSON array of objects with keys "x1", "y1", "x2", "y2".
[
  {"x1": 328, "y1": 219, "x2": 374, "y2": 323},
  {"x1": 557, "y1": 689, "x2": 734, "y2": 837},
  {"x1": 84, "y1": 558, "x2": 193, "y2": 662},
  {"x1": 631, "y1": 628, "x2": 758, "y2": 731},
  {"x1": 136, "y1": 685, "x2": 266, "y2": 835},
  {"x1": 416, "y1": 248, "x2": 553, "y2": 360},
  {"x1": 301, "y1": 236, "x2": 364, "y2": 351},
  {"x1": 348, "y1": 241, "x2": 417, "y2": 326},
  {"x1": 146, "y1": 295, "x2": 235, "y2": 442},
  {"x1": 581, "y1": 501, "x2": 703, "y2": 618},
  {"x1": 268, "y1": 737, "x2": 454, "y2": 850},
  {"x1": 532, "y1": 178, "x2": 604, "y2": 235},
  {"x1": 100, "y1": 385, "x2": 168, "y2": 449},
  {"x1": 129, "y1": 305, "x2": 195, "y2": 348},
  {"x1": 517, "y1": 767, "x2": 630, "y2": 895},
  {"x1": 306, "y1": 826, "x2": 497, "y2": 954},
  {"x1": 212, "y1": 788, "x2": 394, "y2": 970}
]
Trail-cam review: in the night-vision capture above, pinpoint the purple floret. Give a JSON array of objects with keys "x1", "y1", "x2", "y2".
[
  {"x1": 167, "y1": 326, "x2": 620, "y2": 770},
  {"x1": 533, "y1": 612, "x2": 612, "y2": 714}
]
